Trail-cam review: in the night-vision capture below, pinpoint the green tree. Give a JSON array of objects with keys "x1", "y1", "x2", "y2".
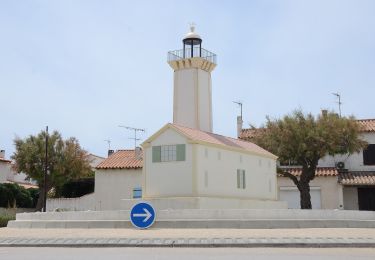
[
  {"x1": 249, "y1": 110, "x2": 367, "y2": 209},
  {"x1": 12, "y1": 130, "x2": 93, "y2": 211}
]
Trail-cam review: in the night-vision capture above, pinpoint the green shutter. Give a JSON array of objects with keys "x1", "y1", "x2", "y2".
[
  {"x1": 176, "y1": 144, "x2": 186, "y2": 161},
  {"x1": 242, "y1": 170, "x2": 246, "y2": 189},
  {"x1": 237, "y1": 169, "x2": 240, "y2": 189},
  {"x1": 152, "y1": 146, "x2": 161, "y2": 162}
]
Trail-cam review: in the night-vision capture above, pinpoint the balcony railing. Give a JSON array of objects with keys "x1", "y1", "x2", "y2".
[{"x1": 168, "y1": 47, "x2": 217, "y2": 64}]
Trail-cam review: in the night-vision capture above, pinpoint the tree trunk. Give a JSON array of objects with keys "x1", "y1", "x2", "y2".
[
  {"x1": 298, "y1": 181, "x2": 312, "y2": 209},
  {"x1": 35, "y1": 191, "x2": 44, "y2": 211}
]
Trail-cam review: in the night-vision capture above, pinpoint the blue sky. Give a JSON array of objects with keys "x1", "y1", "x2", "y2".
[{"x1": 1, "y1": 0, "x2": 374, "y2": 158}]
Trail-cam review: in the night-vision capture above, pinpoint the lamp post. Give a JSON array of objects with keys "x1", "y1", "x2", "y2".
[{"x1": 43, "y1": 126, "x2": 48, "y2": 212}]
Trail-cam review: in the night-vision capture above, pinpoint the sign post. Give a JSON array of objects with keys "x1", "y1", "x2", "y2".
[{"x1": 130, "y1": 202, "x2": 156, "y2": 229}]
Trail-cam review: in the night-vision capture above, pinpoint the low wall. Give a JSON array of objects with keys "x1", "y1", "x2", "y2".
[
  {"x1": 0, "y1": 208, "x2": 36, "y2": 215},
  {"x1": 46, "y1": 193, "x2": 95, "y2": 211},
  {"x1": 120, "y1": 197, "x2": 287, "y2": 210}
]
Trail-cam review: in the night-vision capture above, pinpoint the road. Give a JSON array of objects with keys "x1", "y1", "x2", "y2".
[{"x1": 0, "y1": 247, "x2": 375, "y2": 260}]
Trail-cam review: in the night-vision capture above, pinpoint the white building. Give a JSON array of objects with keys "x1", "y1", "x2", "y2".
[
  {"x1": 141, "y1": 123, "x2": 284, "y2": 209},
  {"x1": 136, "y1": 26, "x2": 285, "y2": 209},
  {"x1": 94, "y1": 150, "x2": 143, "y2": 210}
]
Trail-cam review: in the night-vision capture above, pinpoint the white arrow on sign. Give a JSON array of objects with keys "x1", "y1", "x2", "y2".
[{"x1": 132, "y1": 208, "x2": 152, "y2": 222}]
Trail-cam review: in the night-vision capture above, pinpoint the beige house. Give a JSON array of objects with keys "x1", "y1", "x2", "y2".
[
  {"x1": 140, "y1": 123, "x2": 285, "y2": 209},
  {"x1": 94, "y1": 150, "x2": 143, "y2": 210},
  {"x1": 240, "y1": 119, "x2": 375, "y2": 210}
]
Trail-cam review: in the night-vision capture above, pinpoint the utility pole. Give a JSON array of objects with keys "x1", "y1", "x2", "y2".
[
  {"x1": 332, "y1": 93, "x2": 342, "y2": 117},
  {"x1": 43, "y1": 126, "x2": 48, "y2": 212},
  {"x1": 118, "y1": 125, "x2": 145, "y2": 150},
  {"x1": 233, "y1": 101, "x2": 243, "y2": 120}
]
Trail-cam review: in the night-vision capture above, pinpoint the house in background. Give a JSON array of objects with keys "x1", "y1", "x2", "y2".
[
  {"x1": 0, "y1": 150, "x2": 37, "y2": 189},
  {"x1": 240, "y1": 118, "x2": 375, "y2": 211},
  {"x1": 94, "y1": 149, "x2": 143, "y2": 210}
]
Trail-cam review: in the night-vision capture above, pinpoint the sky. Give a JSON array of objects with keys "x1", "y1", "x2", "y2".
[{"x1": 0, "y1": 0, "x2": 374, "y2": 158}]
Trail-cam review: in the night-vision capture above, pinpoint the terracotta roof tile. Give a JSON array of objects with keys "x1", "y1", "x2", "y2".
[
  {"x1": 171, "y1": 124, "x2": 276, "y2": 158},
  {"x1": 339, "y1": 171, "x2": 375, "y2": 185},
  {"x1": 96, "y1": 150, "x2": 143, "y2": 170},
  {"x1": 357, "y1": 119, "x2": 375, "y2": 133},
  {"x1": 0, "y1": 158, "x2": 11, "y2": 163},
  {"x1": 279, "y1": 167, "x2": 338, "y2": 177}
]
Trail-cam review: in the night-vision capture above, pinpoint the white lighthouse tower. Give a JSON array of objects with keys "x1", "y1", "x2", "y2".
[{"x1": 167, "y1": 24, "x2": 217, "y2": 132}]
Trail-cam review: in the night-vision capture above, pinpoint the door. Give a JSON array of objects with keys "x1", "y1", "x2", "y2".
[
  {"x1": 358, "y1": 188, "x2": 375, "y2": 211},
  {"x1": 279, "y1": 187, "x2": 322, "y2": 209}
]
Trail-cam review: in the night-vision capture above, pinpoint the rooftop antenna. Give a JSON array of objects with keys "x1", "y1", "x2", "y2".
[
  {"x1": 104, "y1": 139, "x2": 111, "y2": 150},
  {"x1": 118, "y1": 125, "x2": 145, "y2": 150},
  {"x1": 332, "y1": 93, "x2": 342, "y2": 117},
  {"x1": 233, "y1": 101, "x2": 243, "y2": 120}
]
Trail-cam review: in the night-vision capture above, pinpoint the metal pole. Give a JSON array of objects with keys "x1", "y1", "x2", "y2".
[{"x1": 43, "y1": 126, "x2": 48, "y2": 212}]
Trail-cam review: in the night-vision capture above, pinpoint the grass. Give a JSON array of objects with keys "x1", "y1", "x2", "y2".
[{"x1": 0, "y1": 213, "x2": 15, "y2": 228}]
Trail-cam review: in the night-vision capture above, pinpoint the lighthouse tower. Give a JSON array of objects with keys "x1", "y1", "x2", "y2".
[{"x1": 168, "y1": 25, "x2": 217, "y2": 132}]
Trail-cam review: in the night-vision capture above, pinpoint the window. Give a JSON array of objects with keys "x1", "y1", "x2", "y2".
[
  {"x1": 363, "y1": 144, "x2": 375, "y2": 165},
  {"x1": 152, "y1": 144, "x2": 185, "y2": 162},
  {"x1": 237, "y1": 169, "x2": 246, "y2": 189},
  {"x1": 132, "y1": 187, "x2": 142, "y2": 199},
  {"x1": 161, "y1": 145, "x2": 176, "y2": 162}
]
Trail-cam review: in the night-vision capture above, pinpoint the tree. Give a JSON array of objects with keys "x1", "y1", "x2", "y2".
[
  {"x1": 249, "y1": 110, "x2": 367, "y2": 209},
  {"x1": 12, "y1": 130, "x2": 93, "y2": 211}
]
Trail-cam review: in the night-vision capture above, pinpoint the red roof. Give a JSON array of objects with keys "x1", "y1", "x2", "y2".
[
  {"x1": 96, "y1": 150, "x2": 143, "y2": 170},
  {"x1": 171, "y1": 124, "x2": 276, "y2": 158},
  {"x1": 357, "y1": 119, "x2": 375, "y2": 133},
  {"x1": 339, "y1": 171, "x2": 375, "y2": 186},
  {"x1": 0, "y1": 158, "x2": 11, "y2": 163},
  {"x1": 279, "y1": 167, "x2": 338, "y2": 177}
]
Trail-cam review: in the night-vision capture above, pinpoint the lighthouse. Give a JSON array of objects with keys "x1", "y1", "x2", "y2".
[{"x1": 167, "y1": 24, "x2": 217, "y2": 132}]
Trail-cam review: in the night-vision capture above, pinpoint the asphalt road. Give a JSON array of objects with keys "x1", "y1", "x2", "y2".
[{"x1": 0, "y1": 247, "x2": 375, "y2": 260}]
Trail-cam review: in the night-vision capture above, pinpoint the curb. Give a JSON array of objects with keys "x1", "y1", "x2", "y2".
[{"x1": 1, "y1": 237, "x2": 375, "y2": 248}]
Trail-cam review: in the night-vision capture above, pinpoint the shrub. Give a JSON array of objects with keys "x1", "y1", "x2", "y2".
[{"x1": 0, "y1": 213, "x2": 15, "y2": 228}]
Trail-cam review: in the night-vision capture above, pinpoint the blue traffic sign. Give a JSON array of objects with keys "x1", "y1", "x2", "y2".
[{"x1": 130, "y1": 202, "x2": 156, "y2": 229}]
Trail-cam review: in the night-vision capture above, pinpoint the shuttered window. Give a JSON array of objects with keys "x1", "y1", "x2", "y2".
[
  {"x1": 237, "y1": 169, "x2": 246, "y2": 189},
  {"x1": 152, "y1": 144, "x2": 186, "y2": 162},
  {"x1": 152, "y1": 146, "x2": 161, "y2": 162}
]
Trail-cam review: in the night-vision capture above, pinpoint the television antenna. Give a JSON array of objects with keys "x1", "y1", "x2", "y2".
[
  {"x1": 332, "y1": 93, "x2": 342, "y2": 117},
  {"x1": 118, "y1": 125, "x2": 145, "y2": 149},
  {"x1": 104, "y1": 139, "x2": 111, "y2": 150}
]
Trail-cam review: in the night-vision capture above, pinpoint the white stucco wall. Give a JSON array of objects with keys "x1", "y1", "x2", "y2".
[
  {"x1": 173, "y1": 68, "x2": 212, "y2": 132},
  {"x1": 143, "y1": 128, "x2": 193, "y2": 198},
  {"x1": 195, "y1": 145, "x2": 278, "y2": 200},
  {"x1": 318, "y1": 133, "x2": 375, "y2": 171},
  {"x1": 0, "y1": 162, "x2": 10, "y2": 183},
  {"x1": 95, "y1": 168, "x2": 142, "y2": 211},
  {"x1": 278, "y1": 176, "x2": 342, "y2": 209},
  {"x1": 343, "y1": 186, "x2": 359, "y2": 210}
]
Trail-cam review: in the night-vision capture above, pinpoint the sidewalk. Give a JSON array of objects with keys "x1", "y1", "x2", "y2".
[{"x1": 1, "y1": 228, "x2": 375, "y2": 247}]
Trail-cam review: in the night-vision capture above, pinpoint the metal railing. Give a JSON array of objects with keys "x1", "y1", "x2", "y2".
[{"x1": 167, "y1": 47, "x2": 217, "y2": 64}]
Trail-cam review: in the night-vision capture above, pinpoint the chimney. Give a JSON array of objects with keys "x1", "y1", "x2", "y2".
[
  {"x1": 135, "y1": 147, "x2": 142, "y2": 160},
  {"x1": 321, "y1": 109, "x2": 328, "y2": 117},
  {"x1": 237, "y1": 116, "x2": 243, "y2": 138},
  {"x1": 0, "y1": 150, "x2": 5, "y2": 159},
  {"x1": 108, "y1": 150, "x2": 114, "y2": 157}
]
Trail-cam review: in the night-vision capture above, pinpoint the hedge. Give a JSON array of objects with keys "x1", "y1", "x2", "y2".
[
  {"x1": 0, "y1": 213, "x2": 15, "y2": 227},
  {"x1": 59, "y1": 178, "x2": 94, "y2": 198},
  {"x1": 0, "y1": 183, "x2": 39, "y2": 208}
]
